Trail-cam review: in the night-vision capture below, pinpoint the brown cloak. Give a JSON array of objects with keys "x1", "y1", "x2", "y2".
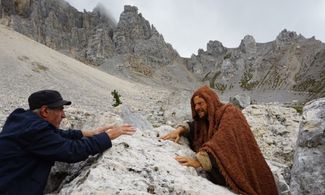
[{"x1": 190, "y1": 86, "x2": 278, "y2": 195}]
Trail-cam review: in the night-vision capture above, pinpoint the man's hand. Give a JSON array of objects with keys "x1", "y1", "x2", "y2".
[
  {"x1": 175, "y1": 156, "x2": 202, "y2": 168},
  {"x1": 106, "y1": 124, "x2": 136, "y2": 140},
  {"x1": 82, "y1": 124, "x2": 114, "y2": 137},
  {"x1": 160, "y1": 127, "x2": 185, "y2": 143},
  {"x1": 95, "y1": 124, "x2": 114, "y2": 134}
]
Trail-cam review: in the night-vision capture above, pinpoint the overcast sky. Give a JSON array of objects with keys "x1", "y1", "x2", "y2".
[{"x1": 65, "y1": 0, "x2": 325, "y2": 57}]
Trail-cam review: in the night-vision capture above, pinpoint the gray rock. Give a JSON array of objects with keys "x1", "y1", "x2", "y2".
[
  {"x1": 187, "y1": 30, "x2": 325, "y2": 99},
  {"x1": 206, "y1": 40, "x2": 227, "y2": 56},
  {"x1": 56, "y1": 109, "x2": 234, "y2": 195},
  {"x1": 116, "y1": 105, "x2": 154, "y2": 131},
  {"x1": 243, "y1": 104, "x2": 301, "y2": 166},
  {"x1": 229, "y1": 93, "x2": 251, "y2": 109},
  {"x1": 239, "y1": 35, "x2": 257, "y2": 54},
  {"x1": 268, "y1": 160, "x2": 292, "y2": 195},
  {"x1": 113, "y1": 5, "x2": 179, "y2": 67},
  {"x1": 1, "y1": 0, "x2": 116, "y2": 65},
  {"x1": 275, "y1": 29, "x2": 299, "y2": 46},
  {"x1": 290, "y1": 98, "x2": 325, "y2": 195}
]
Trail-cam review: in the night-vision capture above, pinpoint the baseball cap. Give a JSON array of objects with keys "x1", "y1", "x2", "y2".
[{"x1": 28, "y1": 90, "x2": 71, "y2": 110}]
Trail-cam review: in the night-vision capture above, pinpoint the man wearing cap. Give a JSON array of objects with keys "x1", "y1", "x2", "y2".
[{"x1": 0, "y1": 90, "x2": 136, "y2": 194}]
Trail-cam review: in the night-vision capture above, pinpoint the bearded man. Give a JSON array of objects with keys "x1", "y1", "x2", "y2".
[{"x1": 161, "y1": 86, "x2": 278, "y2": 195}]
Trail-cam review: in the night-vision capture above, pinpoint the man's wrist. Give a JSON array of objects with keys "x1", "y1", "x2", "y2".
[
  {"x1": 196, "y1": 151, "x2": 212, "y2": 171},
  {"x1": 176, "y1": 122, "x2": 189, "y2": 135}
]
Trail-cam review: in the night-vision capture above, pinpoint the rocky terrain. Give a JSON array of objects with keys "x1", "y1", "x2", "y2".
[
  {"x1": 187, "y1": 32, "x2": 325, "y2": 100},
  {"x1": 2, "y1": 0, "x2": 324, "y2": 100},
  {"x1": 0, "y1": 0, "x2": 324, "y2": 194},
  {"x1": 0, "y1": 0, "x2": 196, "y2": 89}
]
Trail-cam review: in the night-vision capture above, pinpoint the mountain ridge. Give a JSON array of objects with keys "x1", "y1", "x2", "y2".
[{"x1": 1, "y1": 0, "x2": 324, "y2": 100}]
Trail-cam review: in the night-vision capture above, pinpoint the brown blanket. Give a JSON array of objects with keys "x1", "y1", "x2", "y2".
[{"x1": 190, "y1": 86, "x2": 278, "y2": 195}]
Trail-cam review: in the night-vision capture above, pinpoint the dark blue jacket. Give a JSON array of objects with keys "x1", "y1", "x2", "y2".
[{"x1": 0, "y1": 108, "x2": 112, "y2": 195}]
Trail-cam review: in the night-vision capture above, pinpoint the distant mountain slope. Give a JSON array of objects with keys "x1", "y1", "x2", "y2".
[
  {"x1": 0, "y1": 0, "x2": 197, "y2": 89},
  {"x1": 1, "y1": 0, "x2": 116, "y2": 65},
  {"x1": 0, "y1": 24, "x2": 169, "y2": 118},
  {"x1": 187, "y1": 31, "x2": 325, "y2": 99}
]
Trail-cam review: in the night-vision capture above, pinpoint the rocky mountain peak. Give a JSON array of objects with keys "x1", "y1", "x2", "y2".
[
  {"x1": 239, "y1": 35, "x2": 256, "y2": 54},
  {"x1": 92, "y1": 3, "x2": 117, "y2": 25},
  {"x1": 206, "y1": 40, "x2": 227, "y2": 56},
  {"x1": 0, "y1": 1, "x2": 185, "y2": 87},
  {"x1": 1, "y1": 0, "x2": 32, "y2": 17},
  {"x1": 123, "y1": 4, "x2": 138, "y2": 13},
  {"x1": 187, "y1": 28, "x2": 325, "y2": 100},
  {"x1": 276, "y1": 29, "x2": 299, "y2": 42},
  {"x1": 113, "y1": 5, "x2": 153, "y2": 53}
]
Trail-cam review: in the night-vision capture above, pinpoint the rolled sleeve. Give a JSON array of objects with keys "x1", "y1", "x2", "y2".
[
  {"x1": 91, "y1": 132, "x2": 112, "y2": 152},
  {"x1": 196, "y1": 151, "x2": 212, "y2": 171},
  {"x1": 26, "y1": 128, "x2": 113, "y2": 163},
  {"x1": 176, "y1": 121, "x2": 190, "y2": 133}
]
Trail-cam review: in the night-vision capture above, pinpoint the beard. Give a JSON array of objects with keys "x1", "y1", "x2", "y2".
[{"x1": 196, "y1": 110, "x2": 207, "y2": 118}]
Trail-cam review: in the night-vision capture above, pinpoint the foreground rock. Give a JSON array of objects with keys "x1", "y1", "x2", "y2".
[
  {"x1": 243, "y1": 104, "x2": 301, "y2": 195},
  {"x1": 243, "y1": 104, "x2": 301, "y2": 167},
  {"x1": 54, "y1": 106, "x2": 234, "y2": 195},
  {"x1": 229, "y1": 93, "x2": 251, "y2": 109},
  {"x1": 290, "y1": 98, "x2": 325, "y2": 195}
]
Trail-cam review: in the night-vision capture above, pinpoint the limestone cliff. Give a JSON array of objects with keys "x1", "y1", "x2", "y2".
[
  {"x1": 1, "y1": 0, "x2": 116, "y2": 65},
  {"x1": 0, "y1": 1, "x2": 192, "y2": 88},
  {"x1": 187, "y1": 30, "x2": 325, "y2": 99}
]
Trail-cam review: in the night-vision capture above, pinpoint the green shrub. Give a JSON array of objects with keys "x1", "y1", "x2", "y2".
[
  {"x1": 293, "y1": 78, "x2": 324, "y2": 93},
  {"x1": 111, "y1": 90, "x2": 122, "y2": 107},
  {"x1": 223, "y1": 53, "x2": 231, "y2": 60},
  {"x1": 215, "y1": 82, "x2": 227, "y2": 94},
  {"x1": 240, "y1": 71, "x2": 258, "y2": 90},
  {"x1": 292, "y1": 103, "x2": 304, "y2": 114}
]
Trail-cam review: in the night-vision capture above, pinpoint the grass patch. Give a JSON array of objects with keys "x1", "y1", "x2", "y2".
[
  {"x1": 214, "y1": 82, "x2": 227, "y2": 94},
  {"x1": 223, "y1": 52, "x2": 231, "y2": 60},
  {"x1": 293, "y1": 78, "x2": 324, "y2": 94},
  {"x1": 239, "y1": 71, "x2": 258, "y2": 90},
  {"x1": 31, "y1": 62, "x2": 49, "y2": 73},
  {"x1": 291, "y1": 102, "x2": 304, "y2": 114}
]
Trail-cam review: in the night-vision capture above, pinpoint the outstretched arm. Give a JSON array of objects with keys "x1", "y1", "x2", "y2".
[
  {"x1": 105, "y1": 124, "x2": 136, "y2": 140},
  {"x1": 82, "y1": 124, "x2": 136, "y2": 139},
  {"x1": 175, "y1": 156, "x2": 202, "y2": 168},
  {"x1": 81, "y1": 124, "x2": 114, "y2": 137},
  {"x1": 160, "y1": 122, "x2": 189, "y2": 143},
  {"x1": 26, "y1": 124, "x2": 136, "y2": 163}
]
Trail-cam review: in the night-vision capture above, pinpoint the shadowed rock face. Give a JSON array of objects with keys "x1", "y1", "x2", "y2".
[
  {"x1": 113, "y1": 5, "x2": 179, "y2": 67},
  {"x1": 0, "y1": 1, "x2": 188, "y2": 88},
  {"x1": 290, "y1": 98, "x2": 325, "y2": 195},
  {"x1": 0, "y1": 1, "x2": 179, "y2": 68},
  {"x1": 1, "y1": 0, "x2": 116, "y2": 65}
]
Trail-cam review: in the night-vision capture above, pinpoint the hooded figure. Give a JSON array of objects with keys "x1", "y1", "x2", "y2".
[{"x1": 162, "y1": 86, "x2": 278, "y2": 195}]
